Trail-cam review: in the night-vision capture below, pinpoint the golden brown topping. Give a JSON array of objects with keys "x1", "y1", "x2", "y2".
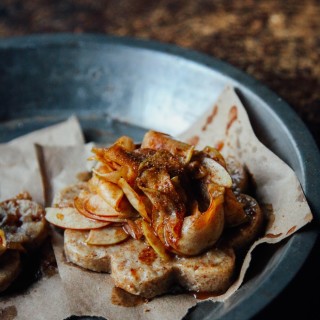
[
  {"x1": 141, "y1": 130, "x2": 194, "y2": 164},
  {"x1": 45, "y1": 130, "x2": 263, "y2": 260}
]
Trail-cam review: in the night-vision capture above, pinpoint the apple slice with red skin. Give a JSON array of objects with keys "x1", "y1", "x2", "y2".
[
  {"x1": 86, "y1": 226, "x2": 129, "y2": 245},
  {"x1": 45, "y1": 207, "x2": 110, "y2": 230}
]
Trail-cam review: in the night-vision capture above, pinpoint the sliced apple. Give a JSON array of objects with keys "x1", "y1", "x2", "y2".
[
  {"x1": 74, "y1": 197, "x2": 128, "y2": 223},
  {"x1": 84, "y1": 194, "x2": 123, "y2": 217},
  {"x1": 118, "y1": 178, "x2": 150, "y2": 222},
  {"x1": 141, "y1": 130, "x2": 194, "y2": 164},
  {"x1": 85, "y1": 226, "x2": 129, "y2": 245},
  {"x1": 84, "y1": 195, "x2": 135, "y2": 219},
  {"x1": 45, "y1": 207, "x2": 110, "y2": 230},
  {"x1": 123, "y1": 219, "x2": 143, "y2": 240},
  {"x1": 92, "y1": 166, "x2": 128, "y2": 184},
  {"x1": 202, "y1": 157, "x2": 232, "y2": 188},
  {"x1": 166, "y1": 187, "x2": 225, "y2": 256},
  {"x1": 98, "y1": 180, "x2": 124, "y2": 209},
  {"x1": 141, "y1": 220, "x2": 170, "y2": 261},
  {"x1": 114, "y1": 136, "x2": 135, "y2": 151},
  {"x1": 88, "y1": 175, "x2": 124, "y2": 209}
]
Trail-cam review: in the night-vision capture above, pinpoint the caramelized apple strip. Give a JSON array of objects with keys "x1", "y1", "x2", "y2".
[
  {"x1": 92, "y1": 166, "x2": 128, "y2": 184},
  {"x1": 141, "y1": 220, "x2": 171, "y2": 261},
  {"x1": 74, "y1": 197, "x2": 128, "y2": 223},
  {"x1": 88, "y1": 175, "x2": 124, "y2": 210},
  {"x1": 123, "y1": 219, "x2": 143, "y2": 240},
  {"x1": 114, "y1": 136, "x2": 136, "y2": 151},
  {"x1": 165, "y1": 184, "x2": 225, "y2": 256},
  {"x1": 118, "y1": 178, "x2": 150, "y2": 222},
  {"x1": 84, "y1": 194, "x2": 135, "y2": 218},
  {"x1": 86, "y1": 226, "x2": 129, "y2": 245},
  {"x1": 141, "y1": 130, "x2": 194, "y2": 164}
]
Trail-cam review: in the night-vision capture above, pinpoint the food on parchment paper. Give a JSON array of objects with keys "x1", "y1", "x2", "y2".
[
  {"x1": 0, "y1": 192, "x2": 48, "y2": 292},
  {"x1": 45, "y1": 130, "x2": 265, "y2": 299}
]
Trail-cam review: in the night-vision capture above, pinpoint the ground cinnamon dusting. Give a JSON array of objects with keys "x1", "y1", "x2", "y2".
[{"x1": 138, "y1": 247, "x2": 157, "y2": 265}]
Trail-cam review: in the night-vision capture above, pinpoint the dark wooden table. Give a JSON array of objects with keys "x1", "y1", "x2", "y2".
[{"x1": 0, "y1": 1, "x2": 319, "y2": 319}]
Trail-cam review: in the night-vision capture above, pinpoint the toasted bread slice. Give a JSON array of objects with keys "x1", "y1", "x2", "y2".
[
  {"x1": 0, "y1": 250, "x2": 21, "y2": 292},
  {"x1": 64, "y1": 229, "x2": 235, "y2": 298}
]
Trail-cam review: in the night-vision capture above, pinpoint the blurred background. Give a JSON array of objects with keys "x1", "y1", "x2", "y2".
[{"x1": 0, "y1": 1, "x2": 319, "y2": 319}]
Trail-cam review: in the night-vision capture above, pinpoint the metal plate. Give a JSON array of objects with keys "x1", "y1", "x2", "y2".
[{"x1": 0, "y1": 34, "x2": 319, "y2": 320}]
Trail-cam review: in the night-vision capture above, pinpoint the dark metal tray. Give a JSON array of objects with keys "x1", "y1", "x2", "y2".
[{"x1": 0, "y1": 34, "x2": 319, "y2": 320}]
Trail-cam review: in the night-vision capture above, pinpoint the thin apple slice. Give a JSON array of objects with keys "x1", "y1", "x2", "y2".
[
  {"x1": 84, "y1": 195, "x2": 135, "y2": 219},
  {"x1": 74, "y1": 197, "x2": 128, "y2": 223},
  {"x1": 114, "y1": 136, "x2": 135, "y2": 151},
  {"x1": 45, "y1": 207, "x2": 109, "y2": 230},
  {"x1": 202, "y1": 157, "x2": 232, "y2": 187},
  {"x1": 84, "y1": 194, "x2": 122, "y2": 216},
  {"x1": 118, "y1": 178, "x2": 150, "y2": 222},
  {"x1": 89, "y1": 175, "x2": 124, "y2": 209},
  {"x1": 92, "y1": 166, "x2": 128, "y2": 184},
  {"x1": 141, "y1": 130, "x2": 194, "y2": 164},
  {"x1": 123, "y1": 219, "x2": 143, "y2": 240},
  {"x1": 85, "y1": 226, "x2": 129, "y2": 245},
  {"x1": 97, "y1": 180, "x2": 124, "y2": 209},
  {"x1": 166, "y1": 185, "x2": 225, "y2": 256},
  {"x1": 141, "y1": 220, "x2": 170, "y2": 261}
]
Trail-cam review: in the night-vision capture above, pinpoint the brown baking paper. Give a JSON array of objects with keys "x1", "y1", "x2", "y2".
[
  {"x1": 0, "y1": 116, "x2": 84, "y2": 205},
  {"x1": 0, "y1": 116, "x2": 84, "y2": 320},
  {"x1": 179, "y1": 86, "x2": 313, "y2": 300},
  {"x1": 38, "y1": 87, "x2": 313, "y2": 320}
]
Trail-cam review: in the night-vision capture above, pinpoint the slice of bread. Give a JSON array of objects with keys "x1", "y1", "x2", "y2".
[
  {"x1": 64, "y1": 229, "x2": 235, "y2": 298},
  {"x1": 55, "y1": 183, "x2": 236, "y2": 298},
  {"x1": 54, "y1": 179, "x2": 237, "y2": 298}
]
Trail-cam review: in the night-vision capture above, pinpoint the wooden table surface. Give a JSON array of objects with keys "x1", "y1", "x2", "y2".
[{"x1": 0, "y1": 1, "x2": 319, "y2": 319}]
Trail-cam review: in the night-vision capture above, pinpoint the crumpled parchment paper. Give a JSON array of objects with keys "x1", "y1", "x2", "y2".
[{"x1": 0, "y1": 116, "x2": 84, "y2": 320}]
